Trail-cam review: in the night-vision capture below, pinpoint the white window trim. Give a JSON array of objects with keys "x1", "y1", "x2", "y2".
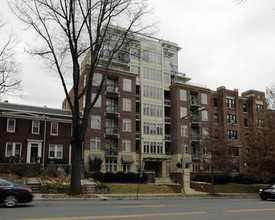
[
  {"x1": 123, "y1": 78, "x2": 132, "y2": 92},
  {"x1": 123, "y1": 98, "x2": 132, "y2": 112},
  {"x1": 91, "y1": 115, "x2": 101, "y2": 129},
  {"x1": 49, "y1": 144, "x2": 63, "y2": 159},
  {"x1": 5, "y1": 142, "x2": 22, "y2": 157},
  {"x1": 122, "y1": 139, "x2": 131, "y2": 152},
  {"x1": 50, "y1": 122, "x2": 59, "y2": 136},
  {"x1": 90, "y1": 137, "x2": 101, "y2": 151},
  {"x1": 123, "y1": 118, "x2": 131, "y2": 132},
  {"x1": 32, "y1": 120, "x2": 40, "y2": 134},
  {"x1": 7, "y1": 118, "x2": 16, "y2": 132}
]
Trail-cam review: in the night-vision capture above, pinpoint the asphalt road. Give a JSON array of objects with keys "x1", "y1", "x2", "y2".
[{"x1": 1, "y1": 197, "x2": 275, "y2": 220}]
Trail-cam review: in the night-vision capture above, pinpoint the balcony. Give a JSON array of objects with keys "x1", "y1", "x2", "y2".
[
  {"x1": 106, "y1": 84, "x2": 120, "y2": 95},
  {"x1": 106, "y1": 105, "x2": 120, "y2": 116},
  {"x1": 136, "y1": 94, "x2": 140, "y2": 102},
  {"x1": 136, "y1": 132, "x2": 140, "y2": 139},
  {"x1": 164, "y1": 99, "x2": 171, "y2": 106},
  {"x1": 105, "y1": 127, "x2": 119, "y2": 137},
  {"x1": 105, "y1": 149, "x2": 119, "y2": 158},
  {"x1": 190, "y1": 98, "x2": 200, "y2": 107},
  {"x1": 136, "y1": 113, "x2": 140, "y2": 120},
  {"x1": 165, "y1": 134, "x2": 171, "y2": 141},
  {"x1": 191, "y1": 133, "x2": 201, "y2": 142},
  {"x1": 192, "y1": 153, "x2": 201, "y2": 160},
  {"x1": 190, "y1": 115, "x2": 201, "y2": 125},
  {"x1": 165, "y1": 116, "x2": 171, "y2": 124}
]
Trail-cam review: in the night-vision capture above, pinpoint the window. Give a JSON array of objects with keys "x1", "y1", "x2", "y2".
[
  {"x1": 49, "y1": 144, "x2": 63, "y2": 159},
  {"x1": 166, "y1": 161, "x2": 171, "y2": 173},
  {"x1": 243, "y1": 104, "x2": 247, "y2": 112},
  {"x1": 90, "y1": 137, "x2": 101, "y2": 150},
  {"x1": 232, "y1": 147, "x2": 239, "y2": 157},
  {"x1": 156, "y1": 105, "x2": 162, "y2": 117},
  {"x1": 143, "y1": 142, "x2": 150, "y2": 153},
  {"x1": 122, "y1": 139, "x2": 131, "y2": 152},
  {"x1": 123, "y1": 98, "x2": 132, "y2": 112},
  {"x1": 123, "y1": 164, "x2": 131, "y2": 173},
  {"x1": 150, "y1": 123, "x2": 156, "y2": 135},
  {"x1": 130, "y1": 66, "x2": 139, "y2": 76},
  {"x1": 256, "y1": 104, "x2": 263, "y2": 113},
  {"x1": 5, "y1": 143, "x2": 21, "y2": 157},
  {"x1": 257, "y1": 119, "x2": 264, "y2": 127},
  {"x1": 91, "y1": 115, "x2": 101, "y2": 129},
  {"x1": 105, "y1": 159, "x2": 117, "y2": 172},
  {"x1": 183, "y1": 143, "x2": 188, "y2": 154},
  {"x1": 83, "y1": 95, "x2": 86, "y2": 109},
  {"x1": 201, "y1": 93, "x2": 208, "y2": 105},
  {"x1": 181, "y1": 125, "x2": 188, "y2": 137},
  {"x1": 143, "y1": 122, "x2": 149, "y2": 134},
  {"x1": 51, "y1": 122, "x2": 58, "y2": 135},
  {"x1": 202, "y1": 110, "x2": 208, "y2": 121},
  {"x1": 214, "y1": 114, "x2": 219, "y2": 123},
  {"x1": 226, "y1": 98, "x2": 236, "y2": 109},
  {"x1": 228, "y1": 130, "x2": 237, "y2": 140},
  {"x1": 123, "y1": 118, "x2": 131, "y2": 132},
  {"x1": 150, "y1": 105, "x2": 156, "y2": 116},
  {"x1": 244, "y1": 118, "x2": 248, "y2": 127},
  {"x1": 32, "y1": 120, "x2": 40, "y2": 134},
  {"x1": 180, "y1": 89, "x2": 187, "y2": 101},
  {"x1": 164, "y1": 73, "x2": 170, "y2": 84},
  {"x1": 213, "y1": 98, "x2": 218, "y2": 107},
  {"x1": 180, "y1": 107, "x2": 187, "y2": 118},
  {"x1": 92, "y1": 73, "x2": 102, "y2": 86},
  {"x1": 130, "y1": 48, "x2": 139, "y2": 60},
  {"x1": 227, "y1": 114, "x2": 237, "y2": 124},
  {"x1": 7, "y1": 118, "x2": 16, "y2": 132},
  {"x1": 143, "y1": 104, "x2": 149, "y2": 116},
  {"x1": 123, "y1": 78, "x2": 132, "y2": 92},
  {"x1": 91, "y1": 93, "x2": 102, "y2": 108},
  {"x1": 202, "y1": 128, "x2": 209, "y2": 137},
  {"x1": 156, "y1": 124, "x2": 163, "y2": 135}
]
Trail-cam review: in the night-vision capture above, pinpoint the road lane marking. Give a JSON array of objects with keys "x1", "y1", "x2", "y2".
[
  {"x1": 120, "y1": 205, "x2": 166, "y2": 208},
  {"x1": 224, "y1": 208, "x2": 275, "y2": 213},
  {"x1": 17, "y1": 211, "x2": 207, "y2": 220}
]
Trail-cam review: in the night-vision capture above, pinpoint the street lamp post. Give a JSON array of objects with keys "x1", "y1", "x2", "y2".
[{"x1": 181, "y1": 107, "x2": 206, "y2": 196}]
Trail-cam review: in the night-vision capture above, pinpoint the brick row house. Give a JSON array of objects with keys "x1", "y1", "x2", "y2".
[{"x1": 0, "y1": 102, "x2": 72, "y2": 167}]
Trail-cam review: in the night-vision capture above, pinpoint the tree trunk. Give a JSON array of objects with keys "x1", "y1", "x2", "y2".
[{"x1": 70, "y1": 138, "x2": 82, "y2": 195}]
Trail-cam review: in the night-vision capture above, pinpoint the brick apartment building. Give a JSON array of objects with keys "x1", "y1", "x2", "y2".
[
  {"x1": 0, "y1": 102, "x2": 72, "y2": 167},
  {"x1": 62, "y1": 30, "x2": 267, "y2": 181}
]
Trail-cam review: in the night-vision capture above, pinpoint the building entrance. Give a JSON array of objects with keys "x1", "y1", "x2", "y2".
[{"x1": 144, "y1": 161, "x2": 162, "y2": 177}]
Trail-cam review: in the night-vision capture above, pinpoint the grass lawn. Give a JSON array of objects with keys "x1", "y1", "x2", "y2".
[
  {"x1": 104, "y1": 183, "x2": 175, "y2": 194},
  {"x1": 214, "y1": 183, "x2": 269, "y2": 194}
]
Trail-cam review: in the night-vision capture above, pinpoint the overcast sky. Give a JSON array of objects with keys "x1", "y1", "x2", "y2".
[{"x1": 2, "y1": 0, "x2": 275, "y2": 108}]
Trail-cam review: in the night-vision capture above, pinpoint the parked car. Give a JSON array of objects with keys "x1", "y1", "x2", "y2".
[
  {"x1": 259, "y1": 184, "x2": 275, "y2": 200},
  {"x1": 0, "y1": 178, "x2": 33, "y2": 207}
]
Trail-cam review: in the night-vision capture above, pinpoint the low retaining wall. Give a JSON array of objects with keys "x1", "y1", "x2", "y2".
[{"x1": 190, "y1": 181, "x2": 212, "y2": 193}]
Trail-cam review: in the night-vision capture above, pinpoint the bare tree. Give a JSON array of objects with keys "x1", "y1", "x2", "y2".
[
  {"x1": 10, "y1": 0, "x2": 154, "y2": 195},
  {"x1": 0, "y1": 15, "x2": 21, "y2": 99},
  {"x1": 242, "y1": 105, "x2": 275, "y2": 181},
  {"x1": 202, "y1": 120, "x2": 233, "y2": 194},
  {"x1": 266, "y1": 84, "x2": 275, "y2": 110}
]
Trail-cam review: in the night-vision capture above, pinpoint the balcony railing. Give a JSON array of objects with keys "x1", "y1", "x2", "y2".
[
  {"x1": 192, "y1": 153, "x2": 201, "y2": 160},
  {"x1": 191, "y1": 134, "x2": 201, "y2": 142},
  {"x1": 105, "y1": 149, "x2": 119, "y2": 158},
  {"x1": 105, "y1": 127, "x2": 119, "y2": 136},
  {"x1": 190, "y1": 98, "x2": 200, "y2": 107},
  {"x1": 106, "y1": 105, "x2": 120, "y2": 115},
  {"x1": 136, "y1": 94, "x2": 140, "y2": 102},
  {"x1": 164, "y1": 99, "x2": 171, "y2": 106},
  {"x1": 106, "y1": 84, "x2": 120, "y2": 94},
  {"x1": 190, "y1": 115, "x2": 201, "y2": 124},
  {"x1": 136, "y1": 132, "x2": 140, "y2": 139},
  {"x1": 165, "y1": 134, "x2": 171, "y2": 141},
  {"x1": 165, "y1": 116, "x2": 171, "y2": 124},
  {"x1": 136, "y1": 113, "x2": 140, "y2": 120}
]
